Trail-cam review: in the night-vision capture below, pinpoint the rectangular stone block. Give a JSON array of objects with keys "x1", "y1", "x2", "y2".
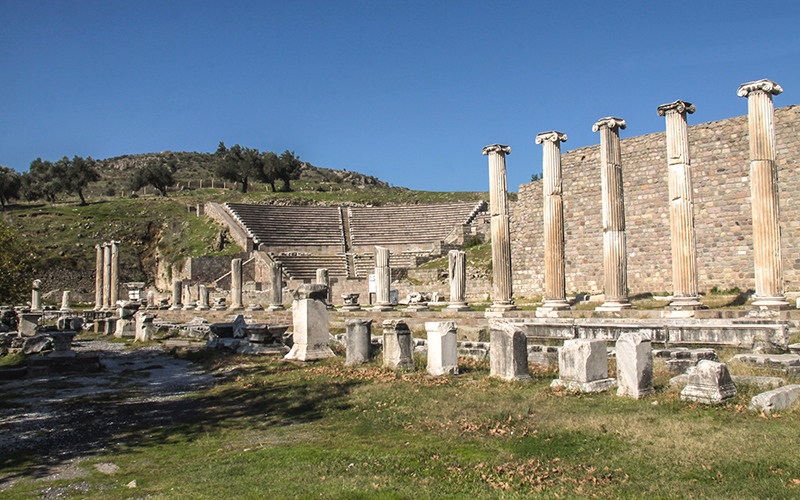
[
  {"x1": 382, "y1": 319, "x2": 415, "y2": 371},
  {"x1": 749, "y1": 385, "x2": 800, "y2": 414},
  {"x1": 285, "y1": 289, "x2": 334, "y2": 361},
  {"x1": 426, "y1": 321, "x2": 458, "y2": 376},
  {"x1": 615, "y1": 332, "x2": 654, "y2": 399},
  {"x1": 489, "y1": 320, "x2": 530, "y2": 381},
  {"x1": 551, "y1": 339, "x2": 616, "y2": 393}
]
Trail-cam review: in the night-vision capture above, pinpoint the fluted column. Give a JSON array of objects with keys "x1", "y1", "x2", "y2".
[
  {"x1": 169, "y1": 278, "x2": 183, "y2": 310},
  {"x1": 183, "y1": 283, "x2": 195, "y2": 310},
  {"x1": 229, "y1": 258, "x2": 244, "y2": 310},
  {"x1": 110, "y1": 240, "x2": 120, "y2": 307},
  {"x1": 102, "y1": 243, "x2": 112, "y2": 311},
  {"x1": 447, "y1": 250, "x2": 471, "y2": 311},
  {"x1": 536, "y1": 131, "x2": 570, "y2": 312},
  {"x1": 267, "y1": 261, "x2": 285, "y2": 311},
  {"x1": 482, "y1": 144, "x2": 516, "y2": 314},
  {"x1": 196, "y1": 284, "x2": 209, "y2": 310},
  {"x1": 372, "y1": 246, "x2": 394, "y2": 311},
  {"x1": 593, "y1": 118, "x2": 631, "y2": 311},
  {"x1": 94, "y1": 244, "x2": 104, "y2": 310},
  {"x1": 738, "y1": 79, "x2": 790, "y2": 309},
  {"x1": 657, "y1": 101, "x2": 705, "y2": 310}
]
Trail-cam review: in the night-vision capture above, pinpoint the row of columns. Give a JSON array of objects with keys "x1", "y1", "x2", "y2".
[
  {"x1": 503, "y1": 78, "x2": 787, "y2": 311},
  {"x1": 94, "y1": 241, "x2": 120, "y2": 311}
]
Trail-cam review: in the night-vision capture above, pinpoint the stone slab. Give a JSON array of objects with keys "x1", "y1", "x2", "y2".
[{"x1": 749, "y1": 385, "x2": 800, "y2": 414}]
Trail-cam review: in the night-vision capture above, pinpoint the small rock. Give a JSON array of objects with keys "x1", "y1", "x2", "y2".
[
  {"x1": 94, "y1": 462, "x2": 119, "y2": 474},
  {"x1": 126, "y1": 480, "x2": 137, "y2": 488}
]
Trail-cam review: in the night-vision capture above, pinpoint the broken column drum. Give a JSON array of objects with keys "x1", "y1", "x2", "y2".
[
  {"x1": 447, "y1": 250, "x2": 472, "y2": 311},
  {"x1": 593, "y1": 118, "x2": 631, "y2": 311},
  {"x1": 536, "y1": 131, "x2": 570, "y2": 311},
  {"x1": 284, "y1": 284, "x2": 335, "y2": 361},
  {"x1": 196, "y1": 284, "x2": 209, "y2": 310},
  {"x1": 169, "y1": 278, "x2": 183, "y2": 310},
  {"x1": 345, "y1": 318, "x2": 373, "y2": 366},
  {"x1": 316, "y1": 268, "x2": 333, "y2": 309},
  {"x1": 382, "y1": 319, "x2": 415, "y2": 370},
  {"x1": 657, "y1": 101, "x2": 704, "y2": 310},
  {"x1": 373, "y1": 246, "x2": 394, "y2": 311},
  {"x1": 183, "y1": 284, "x2": 194, "y2": 310},
  {"x1": 426, "y1": 321, "x2": 458, "y2": 376},
  {"x1": 737, "y1": 79, "x2": 790, "y2": 309},
  {"x1": 31, "y1": 280, "x2": 42, "y2": 311},
  {"x1": 110, "y1": 240, "x2": 120, "y2": 307},
  {"x1": 268, "y1": 261, "x2": 285, "y2": 310},
  {"x1": 60, "y1": 290, "x2": 71, "y2": 311},
  {"x1": 482, "y1": 144, "x2": 516, "y2": 313},
  {"x1": 94, "y1": 244, "x2": 103, "y2": 310},
  {"x1": 102, "y1": 243, "x2": 112, "y2": 311},
  {"x1": 229, "y1": 258, "x2": 244, "y2": 310}
]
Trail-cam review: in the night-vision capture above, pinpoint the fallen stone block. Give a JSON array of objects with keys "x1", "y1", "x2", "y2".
[
  {"x1": 680, "y1": 360, "x2": 736, "y2": 404},
  {"x1": 551, "y1": 339, "x2": 615, "y2": 393},
  {"x1": 749, "y1": 385, "x2": 800, "y2": 414}
]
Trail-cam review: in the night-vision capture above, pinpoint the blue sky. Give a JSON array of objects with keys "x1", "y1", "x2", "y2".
[{"x1": 2, "y1": 1, "x2": 799, "y2": 192}]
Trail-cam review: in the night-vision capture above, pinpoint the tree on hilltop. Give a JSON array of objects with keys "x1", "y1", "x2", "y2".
[
  {"x1": 21, "y1": 158, "x2": 67, "y2": 204},
  {"x1": 214, "y1": 142, "x2": 265, "y2": 193},
  {"x1": 0, "y1": 166, "x2": 22, "y2": 210},
  {"x1": 128, "y1": 159, "x2": 176, "y2": 196},
  {"x1": 60, "y1": 155, "x2": 100, "y2": 205},
  {"x1": 276, "y1": 150, "x2": 302, "y2": 192}
]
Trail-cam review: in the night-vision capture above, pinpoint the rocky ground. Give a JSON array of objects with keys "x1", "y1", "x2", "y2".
[{"x1": 0, "y1": 339, "x2": 215, "y2": 495}]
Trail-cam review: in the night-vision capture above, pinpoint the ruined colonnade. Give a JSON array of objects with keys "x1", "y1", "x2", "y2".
[{"x1": 94, "y1": 241, "x2": 120, "y2": 311}]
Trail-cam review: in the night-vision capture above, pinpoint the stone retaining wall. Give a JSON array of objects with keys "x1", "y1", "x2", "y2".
[{"x1": 511, "y1": 104, "x2": 800, "y2": 296}]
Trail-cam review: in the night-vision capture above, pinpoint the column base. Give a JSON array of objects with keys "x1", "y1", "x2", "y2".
[
  {"x1": 168, "y1": 305, "x2": 183, "y2": 311},
  {"x1": 228, "y1": 306, "x2": 245, "y2": 311},
  {"x1": 538, "y1": 299, "x2": 571, "y2": 312},
  {"x1": 371, "y1": 304, "x2": 395, "y2": 312},
  {"x1": 446, "y1": 302, "x2": 473, "y2": 312},
  {"x1": 195, "y1": 305, "x2": 210, "y2": 311},
  {"x1": 266, "y1": 305, "x2": 285, "y2": 311},
  {"x1": 667, "y1": 296, "x2": 707, "y2": 310},
  {"x1": 485, "y1": 302, "x2": 517, "y2": 318},
  {"x1": 750, "y1": 296, "x2": 792, "y2": 310},
  {"x1": 595, "y1": 299, "x2": 632, "y2": 312},
  {"x1": 341, "y1": 305, "x2": 362, "y2": 312},
  {"x1": 246, "y1": 304, "x2": 264, "y2": 311}
]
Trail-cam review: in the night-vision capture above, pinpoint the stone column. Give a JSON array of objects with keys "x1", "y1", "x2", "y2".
[
  {"x1": 196, "y1": 284, "x2": 210, "y2": 310},
  {"x1": 94, "y1": 244, "x2": 104, "y2": 310},
  {"x1": 447, "y1": 250, "x2": 471, "y2": 311},
  {"x1": 169, "y1": 278, "x2": 183, "y2": 310},
  {"x1": 60, "y1": 290, "x2": 72, "y2": 311},
  {"x1": 31, "y1": 280, "x2": 42, "y2": 311},
  {"x1": 316, "y1": 268, "x2": 334, "y2": 309},
  {"x1": 372, "y1": 246, "x2": 394, "y2": 311},
  {"x1": 102, "y1": 242, "x2": 112, "y2": 311},
  {"x1": 657, "y1": 101, "x2": 704, "y2": 310},
  {"x1": 229, "y1": 258, "x2": 244, "y2": 310},
  {"x1": 536, "y1": 131, "x2": 570, "y2": 312},
  {"x1": 110, "y1": 240, "x2": 120, "y2": 307},
  {"x1": 482, "y1": 144, "x2": 516, "y2": 314},
  {"x1": 182, "y1": 283, "x2": 195, "y2": 310},
  {"x1": 345, "y1": 318, "x2": 373, "y2": 366},
  {"x1": 593, "y1": 118, "x2": 631, "y2": 311},
  {"x1": 267, "y1": 261, "x2": 285, "y2": 311},
  {"x1": 737, "y1": 79, "x2": 790, "y2": 309}
]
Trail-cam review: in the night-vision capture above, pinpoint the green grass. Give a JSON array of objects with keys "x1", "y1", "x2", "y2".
[
  {"x1": 0, "y1": 352, "x2": 26, "y2": 368},
  {"x1": 2, "y1": 350, "x2": 800, "y2": 499}
]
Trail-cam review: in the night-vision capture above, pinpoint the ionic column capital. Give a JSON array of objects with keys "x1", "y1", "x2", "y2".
[
  {"x1": 592, "y1": 117, "x2": 626, "y2": 132},
  {"x1": 482, "y1": 144, "x2": 511, "y2": 156},
  {"x1": 657, "y1": 100, "x2": 696, "y2": 116},
  {"x1": 737, "y1": 79, "x2": 782, "y2": 98},
  {"x1": 535, "y1": 131, "x2": 568, "y2": 144}
]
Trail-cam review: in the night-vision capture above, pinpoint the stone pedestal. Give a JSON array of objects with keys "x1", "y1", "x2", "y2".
[
  {"x1": 593, "y1": 118, "x2": 631, "y2": 312},
  {"x1": 169, "y1": 278, "x2": 183, "y2": 310},
  {"x1": 345, "y1": 318, "x2": 373, "y2": 366},
  {"x1": 536, "y1": 131, "x2": 571, "y2": 312},
  {"x1": 284, "y1": 284, "x2": 335, "y2": 361},
  {"x1": 372, "y1": 247, "x2": 394, "y2": 311},
  {"x1": 134, "y1": 311, "x2": 157, "y2": 342},
  {"x1": 196, "y1": 285, "x2": 210, "y2": 310},
  {"x1": 482, "y1": 144, "x2": 516, "y2": 315},
  {"x1": 94, "y1": 244, "x2": 103, "y2": 310},
  {"x1": 382, "y1": 319, "x2": 415, "y2": 371},
  {"x1": 447, "y1": 250, "x2": 472, "y2": 311},
  {"x1": 267, "y1": 261, "x2": 285, "y2": 311},
  {"x1": 341, "y1": 293, "x2": 362, "y2": 312},
  {"x1": 426, "y1": 321, "x2": 458, "y2": 376},
  {"x1": 146, "y1": 290, "x2": 157, "y2": 310},
  {"x1": 48, "y1": 332, "x2": 76, "y2": 357},
  {"x1": 229, "y1": 258, "x2": 244, "y2": 310},
  {"x1": 615, "y1": 332, "x2": 654, "y2": 399},
  {"x1": 316, "y1": 268, "x2": 334, "y2": 309},
  {"x1": 551, "y1": 339, "x2": 616, "y2": 392},
  {"x1": 60, "y1": 291, "x2": 72, "y2": 312},
  {"x1": 488, "y1": 320, "x2": 530, "y2": 381},
  {"x1": 680, "y1": 360, "x2": 736, "y2": 404},
  {"x1": 657, "y1": 101, "x2": 705, "y2": 310},
  {"x1": 738, "y1": 79, "x2": 790, "y2": 309}
]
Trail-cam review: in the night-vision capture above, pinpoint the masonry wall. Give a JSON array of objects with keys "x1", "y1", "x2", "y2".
[{"x1": 511, "y1": 104, "x2": 800, "y2": 296}]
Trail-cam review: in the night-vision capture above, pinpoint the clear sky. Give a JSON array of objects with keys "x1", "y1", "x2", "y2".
[{"x1": 2, "y1": 1, "x2": 799, "y2": 192}]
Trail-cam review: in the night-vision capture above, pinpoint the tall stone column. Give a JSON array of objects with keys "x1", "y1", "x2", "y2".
[
  {"x1": 482, "y1": 144, "x2": 516, "y2": 314},
  {"x1": 737, "y1": 79, "x2": 790, "y2": 309},
  {"x1": 110, "y1": 240, "x2": 120, "y2": 307},
  {"x1": 267, "y1": 261, "x2": 285, "y2": 311},
  {"x1": 593, "y1": 118, "x2": 631, "y2": 311},
  {"x1": 31, "y1": 280, "x2": 42, "y2": 311},
  {"x1": 229, "y1": 258, "x2": 244, "y2": 310},
  {"x1": 447, "y1": 250, "x2": 471, "y2": 311},
  {"x1": 169, "y1": 278, "x2": 183, "y2": 310},
  {"x1": 536, "y1": 131, "x2": 570, "y2": 312},
  {"x1": 372, "y1": 246, "x2": 393, "y2": 311},
  {"x1": 657, "y1": 101, "x2": 704, "y2": 310},
  {"x1": 94, "y1": 244, "x2": 104, "y2": 310},
  {"x1": 316, "y1": 268, "x2": 334, "y2": 309},
  {"x1": 102, "y1": 243, "x2": 112, "y2": 311}
]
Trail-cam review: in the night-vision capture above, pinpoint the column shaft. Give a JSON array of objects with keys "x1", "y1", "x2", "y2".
[
  {"x1": 537, "y1": 132, "x2": 569, "y2": 311},
  {"x1": 230, "y1": 258, "x2": 243, "y2": 309},
  {"x1": 447, "y1": 250, "x2": 471, "y2": 310},
  {"x1": 268, "y1": 261, "x2": 285, "y2": 310},
  {"x1": 103, "y1": 243, "x2": 112, "y2": 310},
  {"x1": 482, "y1": 144, "x2": 515, "y2": 313},
  {"x1": 373, "y1": 246, "x2": 393, "y2": 310},
  {"x1": 94, "y1": 244, "x2": 104, "y2": 310},
  {"x1": 110, "y1": 241, "x2": 120, "y2": 306}
]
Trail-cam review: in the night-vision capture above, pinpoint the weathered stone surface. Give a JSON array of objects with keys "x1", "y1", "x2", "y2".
[
  {"x1": 749, "y1": 385, "x2": 800, "y2": 413},
  {"x1": 664, "y1": 348, "x2": 717, "y2": 374},
  {"x1": 426, "y1": 321, "x2": 458, "y2": 376},
  {"x1": 134, "y1": 311, "x2": 157, "y2": 342},
  {"x1": 731, "y1": 353, "x2": 800, "y2": 372},
  {"x1": 615, "y1": 332, "x2": 654, "y2": 399},
  {"x1": 267, "y1": 261, "x2": 285, "y2": 311},
  {"x1": 732, "y1": 375, "x2": 784, "y2": 390},
  {"x1": 341, "y1": 293, "x2": 362, "y2": 312},
  {"x1": 528, "y1": 344, "x2": 559, "y2": 367},
  {"x1": 372, "y1": 247, "x2": 394, "y2": 311},
  {"x1": 19, "y1": 313, "x2": 41, "y2": 337},
  {"x1": 489, "y1": 320, "x2": 530, "y2": 381},
  {"x1": 447, "y1": 250, "x2": 471, "y2": 311},
  {"x1": 316, "y1": 268, "x2": 334, "y2": 309},
  {"x1": 483, "y1": 144, "x2": 516, "y2": 314},
  {"x1": 284, "y1": 295, "x2": 334, "y2": 362},
  {"x1": 229, "y1": 258, "x2": 244, "y2": 310},
  {"x1": 345, "y1": 318, "x2": 373, "y2": 366},
  {"x1": 169, "y1": 279, "x2": 183, "y2": 310},
  {"x1": 382, "y1": 319, "x2": 415, "y2": 371},
  {"x1": 680, "y1": 360, "x2": 736, "y2": 404},
  {"x1": 551, "y1": 339, "x2": 616, "y2": 392}
]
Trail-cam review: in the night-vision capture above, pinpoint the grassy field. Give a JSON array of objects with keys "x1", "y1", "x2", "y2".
[{"x1": 2, "y1": 345, "x2": 799, "y2": 499}]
